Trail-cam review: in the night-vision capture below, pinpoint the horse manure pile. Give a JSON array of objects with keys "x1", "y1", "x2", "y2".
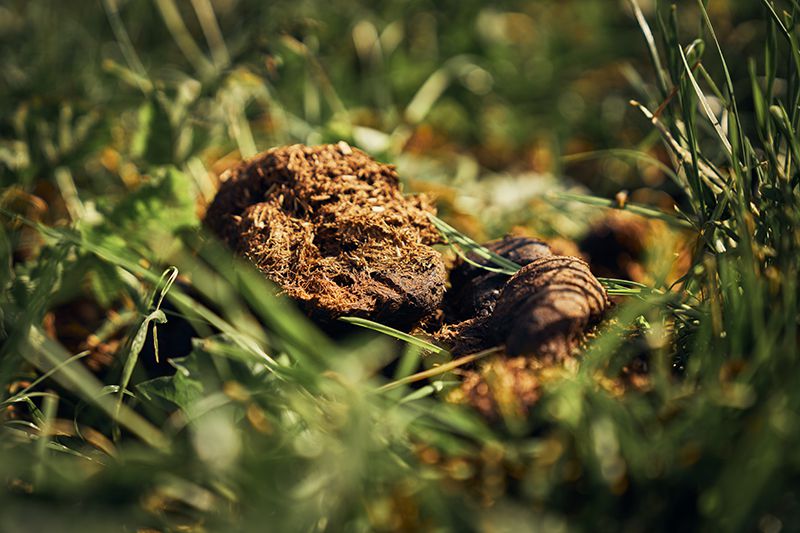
[
  {"x1": 204, "y1": 143, "x2": 446, "y2": 330},
  {"x1": 206, "y1": 144, "x2": 611, "y2": 418}
]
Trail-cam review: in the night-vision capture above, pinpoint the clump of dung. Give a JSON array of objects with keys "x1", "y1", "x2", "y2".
[
  {"x1": 204, "y1": 145, "x2": 612, "y2": 419},
  {"x1": 444, "y1": 235, "x2": 552, "y2": 322},
  {"x1": 489, "y1": 255, "x2": 610, "y2": 361},
  {"x1": 579, "y1": 211, "x2": 652, "y2": 282},
  {"x1": 437, "y1": 236, "x2": 609, "y2": 362},
  {"x1": 438, "y1": 236, "x2": 610, "y2": 418},
  {"x1": 435, "y1": 236, "x2": 552, "y2": 355},
  {"x1": 204, "y1": 143, "x2": 446, "y2": 330}
]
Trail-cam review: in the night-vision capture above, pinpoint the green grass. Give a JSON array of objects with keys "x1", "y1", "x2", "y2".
[{"x1": 2, "y1": 1, "x2": 800, "y2": 531}]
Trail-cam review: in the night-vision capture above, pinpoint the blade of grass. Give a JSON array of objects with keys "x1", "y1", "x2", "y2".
[
  {"x1": 678, "y1": 44, "x2": 733, "y2": 157},
  {"x1": 428, "y1": 214, "x2": 522, "y2": 275},
  {"x1": 101, "y1": 0, "x2": 152, "y2": 93},
  {"x1": 1, "y1": 351, "x2": 90, "y2": 408},
  {"x1": 377, "y1": 347, "x2": 503, "y2": 392},
  {"x1": 24, "y1": 325, "x2": 170, "y2": 451},
  {"x1": 549, "y1": 191, "x2": 694, "y2": 228},
  {"x1": 770, "y1": 105, "x2": 800, "y2": 171},
  {"x1": 189, "y1": 0, "x2": 230, "y2": 69},
  {"x1": 154, "y1": 0, "x2": 215, "y2": 78},
  {"x1": 628, "y1": 0, "x2": 670, "y2": 97},
  {"x1": 151, "y1": 266, "x2": 179, "y2": 364},
  {"x1": 630, "y1": 100, "x2": 727, "y2": 194},
  {"x1": 562, "y1": 148, "x2": 680, "y2": 185},
  {"x1": 340, "y1": 316, "x2": 449, "y2": 356},
  {"x1": 697, "y1": 0, "x2": 748, "y2": 168},
  {"x1": 115, "y1": 267, "x2": 177, "y2": 436},
  {"x1": 33, "y1": 392, "x2": 57, "y2": 487}
]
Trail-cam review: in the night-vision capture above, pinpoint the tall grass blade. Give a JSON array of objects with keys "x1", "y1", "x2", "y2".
[
  {"x1": 429, "y1": 214, "x2": 522, "y2": 275},
  {"x1": 340, "y1": 316, "x2": 448, "y2": 356}
]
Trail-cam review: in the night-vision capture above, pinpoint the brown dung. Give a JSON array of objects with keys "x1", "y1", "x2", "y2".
[{"x1": 204, "y1": 143, "x2": 446, "y2": 330}]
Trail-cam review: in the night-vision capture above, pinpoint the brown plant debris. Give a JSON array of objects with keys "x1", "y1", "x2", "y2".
[
  {"x1": 453, "y1": 356, "x2": 544, "y2": 420},
  {"x1": 204, "y1": 143, "x2": 446, "y2": 329}
]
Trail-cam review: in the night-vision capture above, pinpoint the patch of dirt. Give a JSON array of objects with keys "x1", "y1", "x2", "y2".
[{"x1": 204, "y1": 143, "x2": 446, "y2": 330}]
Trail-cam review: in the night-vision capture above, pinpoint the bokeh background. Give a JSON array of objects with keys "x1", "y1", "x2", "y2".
[
  {"x1": 0, "y1": 0, "x2": 766, "y2": 239},
  {"x1": 2, "y1": 2, "x2": 796, "y2": 532}
]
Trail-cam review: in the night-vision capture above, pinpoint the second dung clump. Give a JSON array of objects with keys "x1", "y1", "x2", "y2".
[
  {"x1": 438, "y1": 236, "x2": 610, "y2": 362},
  {"x1": 204, "y1": 143, "x2": 447, "y2": 330}
]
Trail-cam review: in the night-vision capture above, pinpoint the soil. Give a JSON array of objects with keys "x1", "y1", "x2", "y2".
[{"x1": 204, "y1": 143, "x2": 446, "y2": 330}]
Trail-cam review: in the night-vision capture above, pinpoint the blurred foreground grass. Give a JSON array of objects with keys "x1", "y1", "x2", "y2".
[{"x1": 2, "y1": 0, "x2": 800, "y2": 531}]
